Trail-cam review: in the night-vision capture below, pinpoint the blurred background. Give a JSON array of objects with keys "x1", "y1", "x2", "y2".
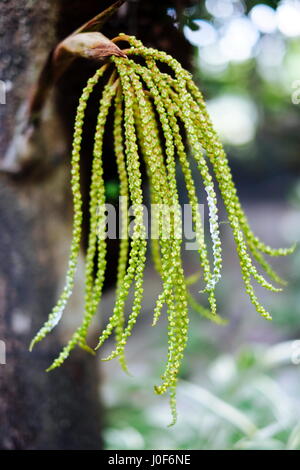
[{"x1": 100, "y1": 0, "x2": 300, "y2": 450}]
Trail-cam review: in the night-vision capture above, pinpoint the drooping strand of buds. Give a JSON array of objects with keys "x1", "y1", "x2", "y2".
[{"x1": 30, "y1": 35, "x2": 294, "y2": 424}]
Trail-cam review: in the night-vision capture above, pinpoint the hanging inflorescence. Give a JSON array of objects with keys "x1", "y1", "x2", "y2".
[{"x1": 30, "y1": 34, "x2": 294, "y2": 425}]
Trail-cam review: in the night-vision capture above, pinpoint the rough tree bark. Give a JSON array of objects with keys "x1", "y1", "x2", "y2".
[
  {"x1": 0, "y1": 0, "x2": 104, "y2": 450},
  {"x1": 0, "y1": 0, "x2": 193, "y2": 449}
]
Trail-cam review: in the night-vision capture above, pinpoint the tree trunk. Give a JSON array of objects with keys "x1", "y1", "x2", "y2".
[{"x1": 0, "y1": 0, "x2": 103, "y2": 450}]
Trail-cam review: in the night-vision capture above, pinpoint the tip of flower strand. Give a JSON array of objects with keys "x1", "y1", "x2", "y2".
[
  {"x1": 29, "y1": 337, "x2": 40, "y2": 352},
  {"x1": 262, "y1": 312, "x2": 272, "y2": 321},
  {"x1": 46, "y1": 362, "x2": 59, "y2": 373},
  {"x1": 101, "y1": 350, "x2": 132, "y2": 374},
  {"x1": 167, "y1": 418, "x2": 177, "y2": 427},
  {"x1": 119, "y1": 360, "x2": 132, "y2": 376},
  {"x1": 79, "y1": 342, "x2": 96, "y2": 355},
  {"x1": 167, "y1": 413, "x2": 178, "y2": 427},
  {"x1": 29, "y1": 341, "x2": 35, "y2": 352},
  {"x1": 258, "y1": 282, "x2": 283, "y2": 293},
  {"x1": 94, "y1": 338, "x2": 105, "y2": 351},
  {"x1": 101, "y1": 350, "x2": 119, "y2": 362},
  {"x1": 280, "y1": 242, "x2": 297, "y2": 256}
]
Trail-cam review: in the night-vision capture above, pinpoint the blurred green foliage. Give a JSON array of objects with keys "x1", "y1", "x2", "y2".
[{"x1": 103, "y1": 318, "x2": 300, "y2": 450}]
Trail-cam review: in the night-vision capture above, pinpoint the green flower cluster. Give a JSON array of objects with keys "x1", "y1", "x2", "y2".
[{"x1": 30, "y1": 34, "x2": 294, "y2": 424}]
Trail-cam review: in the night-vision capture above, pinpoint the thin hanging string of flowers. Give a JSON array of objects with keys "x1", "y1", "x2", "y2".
[{"x1": 30, "y1": 34, "x2": 294, "y2": 424}]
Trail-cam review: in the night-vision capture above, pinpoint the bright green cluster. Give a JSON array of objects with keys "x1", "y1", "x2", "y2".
[{"x1": 30, "y1": 34, "x2": 294, "y2": 424}]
